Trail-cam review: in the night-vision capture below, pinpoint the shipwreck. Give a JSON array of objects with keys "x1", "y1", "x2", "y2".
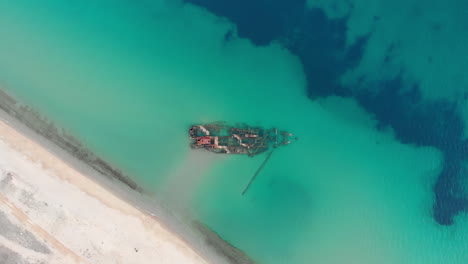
[{"x1": 189, "y1": 122, "x2": 293, "y2": 157}]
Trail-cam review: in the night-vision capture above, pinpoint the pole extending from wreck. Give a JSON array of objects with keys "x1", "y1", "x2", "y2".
[{"x1": 241, "y1": 150, "x2": 275, "y2": 196}]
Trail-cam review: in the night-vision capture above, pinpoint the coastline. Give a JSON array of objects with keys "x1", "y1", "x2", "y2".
[
  {"x1": 0, "y1": 89, "x2": 141, "y2": 192},
  {"x1": 0, "y1": 88, "x2": 255, "y2": 264},
  {"x1": 0, "y1": 92, "x2": 209, "y2": 263},
  {"x1": 193, "y1": 222, "x2": 254, "y2": 264}
]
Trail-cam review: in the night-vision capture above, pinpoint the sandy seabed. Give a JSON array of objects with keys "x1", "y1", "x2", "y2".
[{"x1": 0, "y1": 109, "x2": 209, "y2": 263}]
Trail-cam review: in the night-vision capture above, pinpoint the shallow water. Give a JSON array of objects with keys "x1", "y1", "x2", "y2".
[{"x1": 1, "y1": 0, "x2": 467, "y2": 263}]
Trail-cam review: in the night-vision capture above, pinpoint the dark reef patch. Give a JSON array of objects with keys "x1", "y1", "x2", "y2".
[
  {"x1": 186, "y1": 0, "x2": 305, "y2": 46},
  {"x1": 185, "y1": 0, "x2": 468, "y2": 225},
  {"x1": 284, "y1": 8, "x2": 367, "y2": 98},
  {"x1": 356, "y1": 78, "x2": 464, "y2": 150},
  {"x1": 355, "y1": 77, "x2": 468, "y2": 225}
]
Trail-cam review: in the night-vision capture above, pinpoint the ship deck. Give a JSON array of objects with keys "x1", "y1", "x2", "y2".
[{"x1": 189, "y1": 123, "x2": 293, "y2": 157}]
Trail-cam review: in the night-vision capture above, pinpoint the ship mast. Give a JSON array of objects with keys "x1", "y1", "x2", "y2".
[{"x1": 241, "y1": 149, "x2": 275, "y2": 196}]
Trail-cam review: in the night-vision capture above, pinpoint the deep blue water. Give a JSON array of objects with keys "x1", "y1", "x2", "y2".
[{"x1": 185, "y1": 0, "x2": 468, "y2": 225}]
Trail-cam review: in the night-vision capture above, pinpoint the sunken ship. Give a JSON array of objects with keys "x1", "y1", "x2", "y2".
[{"x1": 189, "y1": 122, "x2": 293, "y2": 157}]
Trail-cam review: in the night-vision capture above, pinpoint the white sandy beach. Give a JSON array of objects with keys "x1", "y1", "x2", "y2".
[{"x1": 0, "y1": 109, "x2": 209, "y2": 263}]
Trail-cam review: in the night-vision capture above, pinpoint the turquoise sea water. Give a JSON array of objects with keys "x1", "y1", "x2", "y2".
[{"x1": 1, "y1": 0, "x2": 467, "y2": 263}]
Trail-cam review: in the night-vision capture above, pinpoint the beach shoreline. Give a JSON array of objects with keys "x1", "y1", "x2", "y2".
[
  {"x1": 0, "y1": 90, "x2": 210, "y2": 263},
  {"x1": 0, "y1": 89, "x2": 253, "y2": 263}
]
